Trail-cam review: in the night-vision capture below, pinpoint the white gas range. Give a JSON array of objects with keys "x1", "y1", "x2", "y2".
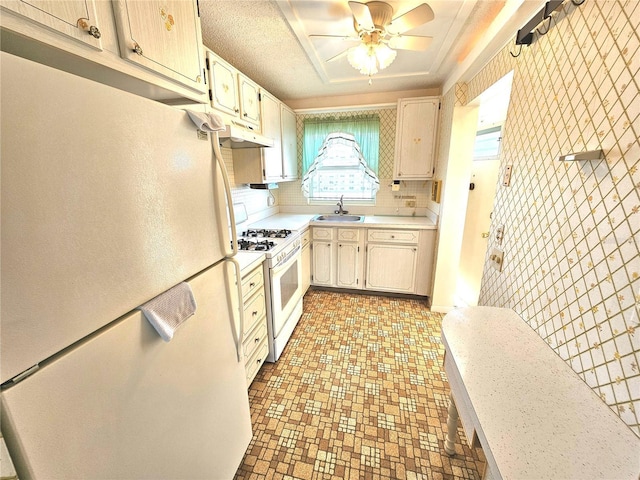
[{"x1": 234, "y1": 207, "x2": 304, "y2": 363}]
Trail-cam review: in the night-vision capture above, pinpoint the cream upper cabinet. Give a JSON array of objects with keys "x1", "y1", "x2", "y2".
[
  {"x1": 238, "y1": 74, "x2": 260, "y2": 128},
  {"x1": 260, "y1": 91, "x2": 284, "y2": 181},
  {"x1": 206, "y1": 49, "x2": 260, "y2": 129},
  {"x1": 393, "y1": 97, "x2": 440, "y2": 180},
  {"x1": 281, "y1": 104, "x2": 298, "y2": 181},
  {"x1": 111, "y1": 0, "x2": 206, "y2": 93},
  {"x1": 207, "y1": 52, "x2": 239, "y2": 116},
  {"x1": 0, "y1": 0, "x2": 103, "y2": 50},
  {"x1": 233, "y1": 92, "x2": 298, "y2": 185}
]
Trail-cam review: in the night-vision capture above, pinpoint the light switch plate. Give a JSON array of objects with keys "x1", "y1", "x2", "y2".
[{"x1": 503, "y1": 165, "x2": 513, "y2": 186}]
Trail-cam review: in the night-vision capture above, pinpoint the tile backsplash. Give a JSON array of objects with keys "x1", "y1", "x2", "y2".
[{"x1": 447, "y1": 0, "x2": 639, "y2": 435}]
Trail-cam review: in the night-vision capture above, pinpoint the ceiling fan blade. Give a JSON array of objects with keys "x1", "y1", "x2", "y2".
[
  {"x1": 387, "y1": 3, "x2": 434, "y2": 35},
  {"x1": 309, "y1": 35, "x2": 361, "y2": 62},
  {"x1": 348, "y1": 1, "x2": 374, "y2": 31},
  {"x1": 325, "y1": 48, "x2": 351, "y2": 63},
  {"x1": 388, "y1": 35, "x2": 433, "y2": 51},
  {"x1": 309, "y1": 34, "x2": 359, "y2": 41}
]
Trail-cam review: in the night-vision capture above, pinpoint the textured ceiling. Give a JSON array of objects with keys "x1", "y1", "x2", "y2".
[{"x1": 199, "y1": 1, "x2": 534, "y2": 104}]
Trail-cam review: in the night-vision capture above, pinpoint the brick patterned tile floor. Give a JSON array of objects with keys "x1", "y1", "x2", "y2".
[{"x1": 234, "y1": 289, "x2": 484, "y2": 480}]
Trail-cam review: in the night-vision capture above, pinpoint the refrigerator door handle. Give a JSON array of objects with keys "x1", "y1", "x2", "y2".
[
  {"x1": 229, "y1": 257, "x2": 244, "y2": 362},
  {"x1": 211, "y1": 131, "x2": 237, "y2": 258}
]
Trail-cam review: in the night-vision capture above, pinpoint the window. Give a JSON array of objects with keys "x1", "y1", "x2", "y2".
[
  {"x1": 473, "y1": 126, "x2": 502, "y2": 160},
  {"x1": 301, "y1": 115, "x2": 380, "y2": 202}
]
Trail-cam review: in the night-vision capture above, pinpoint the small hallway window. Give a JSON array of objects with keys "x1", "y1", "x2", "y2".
[{"x1": 301, "y1": 115, "x2": 380, "y2": 203}]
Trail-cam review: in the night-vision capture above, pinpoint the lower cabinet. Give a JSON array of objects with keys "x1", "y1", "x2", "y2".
[
  {"x1": 240, "y1": 263, "x2": 268, "y2": 386},
  {"x1": 312, "y1": 226, "x2": 436, "y2": 296},
  {"x1": 301, "y1": 229, "x2": 311, "y2": 294},
  {"x1": 312, "y1": 227, "x2": 364, "y2": 289},
  {"x1": 365, "y1": 243, "x2": 418, "y2": 293},
  {"x1": 311, "y1": 239, "x2": 334, "y2": 286}
]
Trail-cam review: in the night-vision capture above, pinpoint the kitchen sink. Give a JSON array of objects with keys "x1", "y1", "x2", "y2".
[{"x1": 313, "y1": 214, "x2": 364, "y2": 222}]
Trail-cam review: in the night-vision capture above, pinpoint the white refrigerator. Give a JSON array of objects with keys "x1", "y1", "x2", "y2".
[{"x1": 0, "y1": 52, "x2": 252, "y2": 479}]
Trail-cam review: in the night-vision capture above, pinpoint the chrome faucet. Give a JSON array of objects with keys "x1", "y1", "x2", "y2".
[{"x1": 334, "y1": 195, "x2": 348, "y2": 215}]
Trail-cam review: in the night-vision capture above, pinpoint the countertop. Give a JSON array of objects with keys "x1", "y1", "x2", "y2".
[
  {"x1": 234, "y1": 213, "x2": 438, "y2": 275},
  {"x1": 248, "y1": 213, "x2": 437, "y2": 231},
  {"x1": 234, "y1": 252, "x2": 266, "y2": 276},
  {"x1": 442, "y1": 306, "x2": 640, "y2": 480}
]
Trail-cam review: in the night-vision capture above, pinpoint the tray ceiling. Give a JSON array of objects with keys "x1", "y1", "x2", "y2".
[{"x1": 199, "y1": 1, "x2": 544, "y2": 103}]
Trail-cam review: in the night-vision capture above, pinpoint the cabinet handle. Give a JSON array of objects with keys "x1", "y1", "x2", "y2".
[
  {"x1": 133, "y1": 42, "x2": 143, "y2": 56},
  {"x1": 256, "y1": 358, "x2": 262, "y2": 364},
  {"x1": 77, "y1": 19, "x2": 101, "y2": 39},
  {"x1": 243, "y1": 113, "x2": 248, "y2": 117},
  {"x1": 234, "y1": 108, "x2": 240, "y2": 113},
  {"x1": 255, "y1": 337, "x2": 260, "y2": 343},
  {"x1": 391, "y1": 235, "x2": 395, "y2": 239},
  {"x1": 249, "y1": 282, "x2": 256, "y2": 287},
  {"x1": 88, "y1": 25, "x2": 101, "y2": 39},
  {"x1": 252, "y1": 310, "x2": 258, "y2": 316}
]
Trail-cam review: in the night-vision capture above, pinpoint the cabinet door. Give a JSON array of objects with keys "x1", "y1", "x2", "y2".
[
  {"x1": 312, "y1": 242, "x2": 333, "y2": 286},
  {"x1": 336, "y1": 243, "x2": 360, "y2": 289},
  {"x1": 1, "y1": 0, "x2": 103, "y2": 50},
  {"x1": 260, "y1": 92, "x2": 283, "y2": 181},
  {"x1": 366, "y1": 244, "x2": 417, "y2": 293},
  {"x1": 207, "y1": 51, "x2": 239, "y2": 117},
  {"x1": 238, "y1": 74, "x2": 260, "y2": 128},
  {"x1": 301, "y1": 244, "x2": 311, "y2": 294},
  {"x1": 112, "y1": 0, "x2": 205, "y2": 93},
  {"x1": 394, "y1": 98, "x2": 439, "y2": 179},
  {"x1": 280, "y1": 104, "x2": 298, "y2": 181}
]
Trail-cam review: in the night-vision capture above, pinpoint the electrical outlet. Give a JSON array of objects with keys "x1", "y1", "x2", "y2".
[
  {"x1": 503, "y1": 165, "x2": 513, "y2": 186},
  {"x1": 489, "y1": 248, "x2": 504, "y2": 272},
  {"x1": 405, "y1": 200, "x2": 416, "y2": 207}
]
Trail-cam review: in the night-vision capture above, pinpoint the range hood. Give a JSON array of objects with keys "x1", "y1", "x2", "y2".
[{"x1": 218, "y1": 122, "x2": 274, "y2": 149}]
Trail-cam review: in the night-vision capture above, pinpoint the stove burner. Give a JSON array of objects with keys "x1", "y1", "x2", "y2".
[
  {"x1": 240, "y1": 228, "x2": 292, "y2": 239},
  {"x1": 263, "y1": 229, "x2": 292, "y2": 238},
  {"x1": 236, "y1": 238, "x2": 275, "y2": 251}
]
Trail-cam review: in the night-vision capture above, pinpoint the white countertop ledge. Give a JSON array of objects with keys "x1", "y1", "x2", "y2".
[
  {"x1": 310, "y1": 215, "x2": 437, "y2": 229},
  {"x1": 442, "y1": 306, "x2": 640, "y2": 480}
]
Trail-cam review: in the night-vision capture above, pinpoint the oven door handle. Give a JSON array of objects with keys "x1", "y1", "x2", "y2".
[{"x1": 271, "y1": 244, "x2": 301, "y2": 274}]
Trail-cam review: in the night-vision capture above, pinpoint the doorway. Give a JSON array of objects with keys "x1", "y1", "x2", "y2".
[{"x1": 454, "y1": 72, "x2": 513, "y2": 307}]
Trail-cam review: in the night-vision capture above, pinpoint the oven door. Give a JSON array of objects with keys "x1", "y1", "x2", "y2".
[{"x1": 269, "y1": 245, "x2": 303, "y2": 337}]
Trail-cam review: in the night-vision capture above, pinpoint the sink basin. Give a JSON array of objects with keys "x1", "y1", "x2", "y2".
[{"x1": 314, "y1": 214, "x2": 364, "y2": 222}]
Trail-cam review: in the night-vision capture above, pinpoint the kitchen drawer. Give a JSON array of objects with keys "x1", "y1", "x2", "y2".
[
  {"x1": 337, "y1": 228, "x2": 360, "y2": 242},
  {"x1": 243, "y1": 319, "x2": 267, "y2": 361},
  {"x1": 243, "y1": 291, "x2": 266, "y2": 335},
  {"x1": 241, "y1": 266, "x2": 264, "y2": 300},
  {"x1": 301, "y1": 228, "x2": 311, "y2": 248},
  {"x1": 367, "y1": 229, "x2": 419, "y2": 244},
  {"x1": 313, "y1": 227, "x2": 334, "y2": 241},
  {"x1": 245, "y1": 337, "x2": 269, "y2": 386}
]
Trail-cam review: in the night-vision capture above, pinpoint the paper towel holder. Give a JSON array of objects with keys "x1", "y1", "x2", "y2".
[{"x1": 558, "y1": 149, "x2": 604, "y2": 161}]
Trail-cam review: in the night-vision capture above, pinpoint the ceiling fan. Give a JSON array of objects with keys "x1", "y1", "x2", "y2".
[{"x1": 311, "y1": 1, "x2": 435, "y2": 79}]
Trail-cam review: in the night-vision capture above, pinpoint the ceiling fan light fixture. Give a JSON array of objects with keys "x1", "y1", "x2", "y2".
[{"x1": 347, "y1": 41, "x2": 396, "y2": 76}]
